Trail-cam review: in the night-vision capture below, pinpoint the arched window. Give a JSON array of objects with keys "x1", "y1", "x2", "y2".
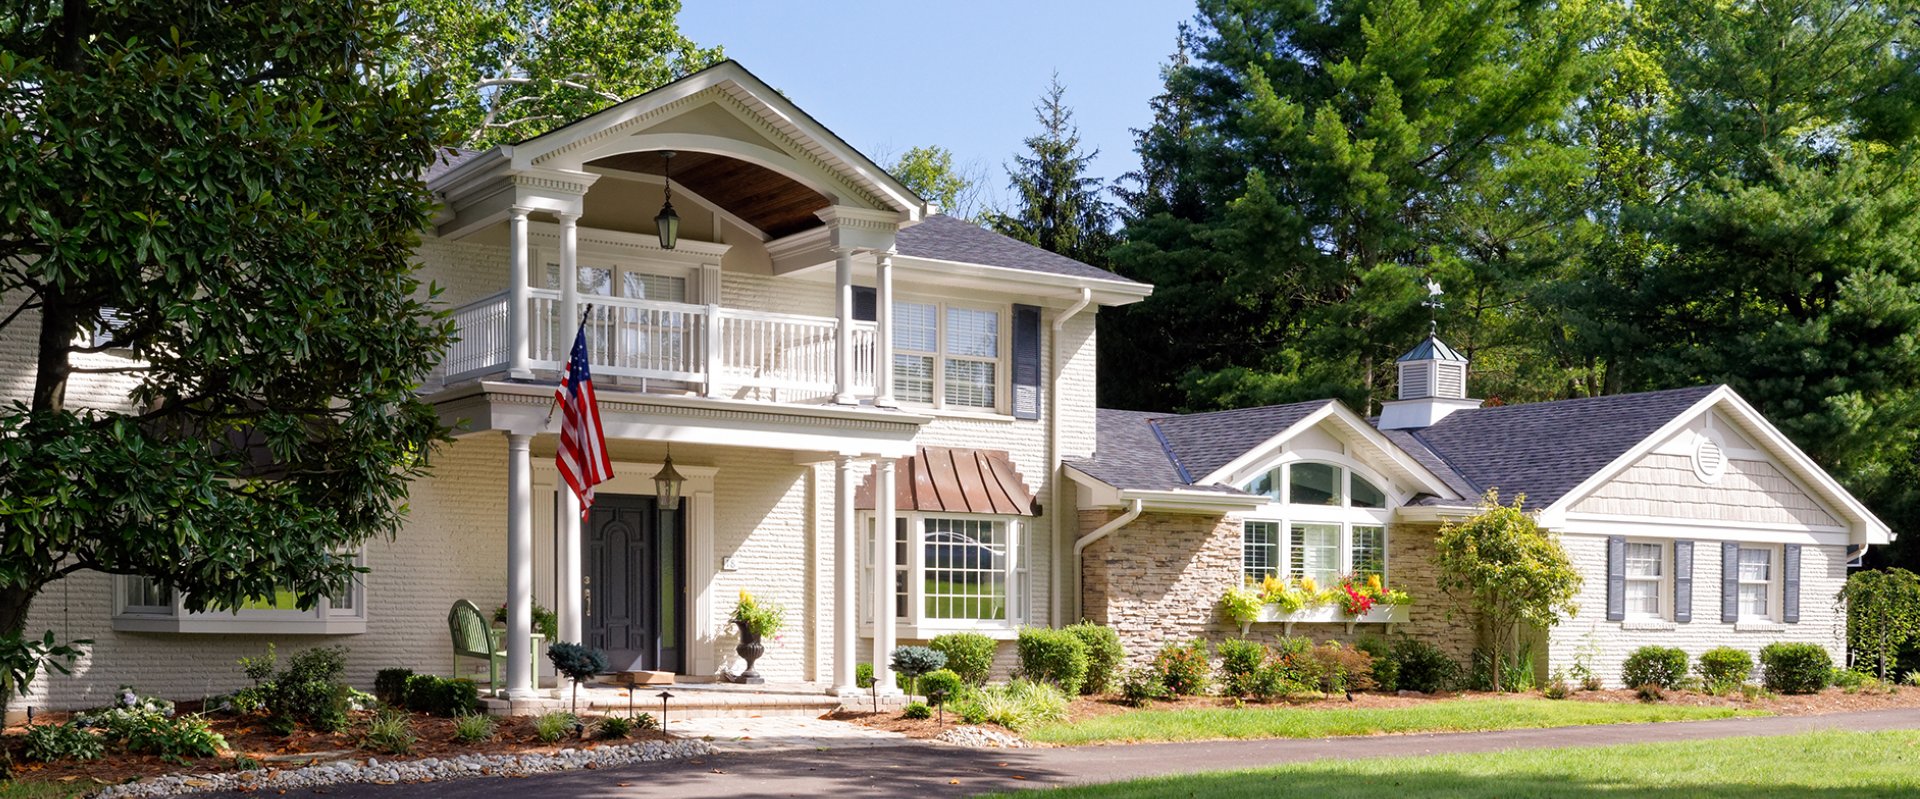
[{"x1": 1238, "y1": 461, "x2": 1394, "y2": 588}]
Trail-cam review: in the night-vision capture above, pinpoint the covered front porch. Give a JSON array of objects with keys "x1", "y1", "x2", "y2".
[{"x1": 437, "y1": 380, "x2": 928, "y2": 701}]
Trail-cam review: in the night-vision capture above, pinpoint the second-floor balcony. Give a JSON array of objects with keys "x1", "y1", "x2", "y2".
[{"x1": 440, "y1": 288, "x2": 877, "y2": 403}]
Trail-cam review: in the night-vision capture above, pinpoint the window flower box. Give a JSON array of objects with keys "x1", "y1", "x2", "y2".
[{"x1": 1251, "y1": 602, "x2": 1410, "y2": 635}]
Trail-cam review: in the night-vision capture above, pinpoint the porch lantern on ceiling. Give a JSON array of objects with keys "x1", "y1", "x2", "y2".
[
  {"x1": 654, "y1": 150, "x2": 680, "y2": 250},
  {"x1": 653, "y1": 452, "x2": 685, "y2": 510}
]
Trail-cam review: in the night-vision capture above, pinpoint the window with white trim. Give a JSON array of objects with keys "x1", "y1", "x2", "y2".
[
  {"x1": 1240, "y1": 462, "x2": 1391, "y2": 510},
  {"x1": 862, "y1": 512, "x2": 1023, "y2": 631},
  {"x1": 113, "y1": 555, "x2": 367, "y2": 634},
  {"x1": 1290, "y1": 523, "x2": 1341, "y2": 585},
  {"x1": 1738, "y1": 547, "x2": 1774, "y2": 619},
  {"x1": 1242, "y1": 521, "x2": 1280, "y2": 585},
  {"x1": 1237, "y1": 459, "x2": 1395, "y2": 588},
  {"x1": 1624, "y1": 542, "x2": 1664, "y2": 619},
  {"x1": 892, "y1": 300, "x2": 1005, "y2": 411}
]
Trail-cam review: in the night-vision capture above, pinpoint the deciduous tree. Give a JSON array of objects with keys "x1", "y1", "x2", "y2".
[{"x1": 1434, "y1": 492, "x2": 1581, "y2": 692}]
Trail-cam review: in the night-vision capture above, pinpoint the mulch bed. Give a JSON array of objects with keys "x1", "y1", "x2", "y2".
[
  {"x1": 2, "y1": 705, "x2": 667, "y2": 792},
  {"x1": 836, "y1": 685, "x2": 1920, "y2": 744}
]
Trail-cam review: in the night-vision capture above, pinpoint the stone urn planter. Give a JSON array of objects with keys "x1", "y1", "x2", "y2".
[{"x1": 730, "y1": 618, "x2": 766, "y2": 684}]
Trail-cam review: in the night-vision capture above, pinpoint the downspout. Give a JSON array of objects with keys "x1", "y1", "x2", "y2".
[
  {"x1": 1072, "y1": 499, "x2": 1144, "y2": 624},
  {"x1": 1049, "y1": 289, "x2": 1093, "y2": 628}
]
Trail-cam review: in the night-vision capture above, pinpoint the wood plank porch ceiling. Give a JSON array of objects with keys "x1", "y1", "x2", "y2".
[
  {"x1": 856, "y1": 446, "x2": 1039, "y2": 516},
  {"x1": 588, "y1": 151, "x2": 833, "y2": 238}
]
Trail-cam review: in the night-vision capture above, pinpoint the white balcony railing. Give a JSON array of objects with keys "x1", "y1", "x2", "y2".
[{"x1": 438, "y1": 289, "x2": 876, "y2": 401}]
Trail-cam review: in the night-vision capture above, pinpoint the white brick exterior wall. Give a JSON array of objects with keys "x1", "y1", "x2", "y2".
[{"x1": 1547, "y1": 533, "x2": 1848, "y2": 687}]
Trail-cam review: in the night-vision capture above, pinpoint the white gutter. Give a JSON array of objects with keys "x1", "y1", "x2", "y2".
[
  {"x1": 1048, "y1": 288, "x2": 1094, "y2": 628},
  {"x1": 1072, "y1": 499, "x2": 1144, "y2": 623}
]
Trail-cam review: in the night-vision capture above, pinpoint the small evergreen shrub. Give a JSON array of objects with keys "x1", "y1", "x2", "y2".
[
  {"x1": 891, "y1": 645, "x2": 948, "y2": 694},
  {"x1": 930, "y1": 632, "x2": 997, "y2": 686},
  {"x1": 374, "y1": 668, "x2": 414, "y2": 706},
  {"x1": 451, "y1": 713, "x2": 496, "y2": 744},
  {"x1": 1064, "y1": 622, "x2": 1125, "y2": 694},
  {"x1": 1216, "y1": 638, "x2": 1268, "y2": 698},
  {"x1": 596, "y1": 715, "x2": 635, "y2": 739},
  {"x1": 1355, "y1": 637, "x2": 1397, "y2": 692},
  {"x1": 23, "y1": 722, "x2": 104, "y2": 762},
  {"x1": 918, "y1": 669, "x2": 966, "y2": 705},
  {"x1": 533, "y1": 711, "x2": 576, "y2": 742},
  {"x1": 403, "y1": 674, "x2": 480, "y2": 717},
  {"x1": 1153, "y1": 640, "x2": 1210, "y2": 696},
  {"x1": 856, "y1": 662, "x2": 875, "y2": 689},
  {"x1": 547, "y1": 643, "x2": 609, "y2": 713},
  {"x1": 1388, "y1": 639, "x2": 1459, "y2": 694},
  {"x1": 1120, "y1": 667, "x2": 1166, "y2": 708},
  {"x1": 362, "y1": 709, "x2": 416, "y2": 755},
  {"x1": 1696, "y1": 648, "x2": 1754, "y2": 694},
  {"x1": 901, "y1": 701, "x2": 932, "y2": 720},
  {"x1": 1760, "y1": 642, "x2": 1832, "y2": 694},
  {"x1": 1621, "y1": 646, "x2": 1688, "y2": 690},
  {"x1": 1016, "y1": 627, "x2": 1090, "y2": 694}
]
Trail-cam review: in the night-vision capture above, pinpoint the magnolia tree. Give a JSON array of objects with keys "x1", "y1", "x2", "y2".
[
  {"x1": 1839, "y1": 568, "x2": 1920, "y2": 680},
  {"x1": 1434, "y1": 491, "x2": 1581, "y2": 691}
]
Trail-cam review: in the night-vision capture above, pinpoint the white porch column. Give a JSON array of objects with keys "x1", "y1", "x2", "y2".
[
  {"x1": 507, "y1": 206, "x2": 534, "y2": 380},
  {"x1": 872, "y1": 458, "x2": 898, "y2": 691},
  {"x1": 505, "y1": 432, "x2": 537, "y2": 699},
  {"x1": 556, "y1": 212, "x2": 584, "y2": 647},
  {"x1": 832, "y1": 246, "x2": 857, "y2": 405},
  {"x1": 558, "y1": 212, "x2": 580, "y2": 339},
  {"x1": 833, "y1": 455, "x2": 859, "y2": 693},
  {"x1": 874, "y1": 250, "x2": 896, "y2": 408}
]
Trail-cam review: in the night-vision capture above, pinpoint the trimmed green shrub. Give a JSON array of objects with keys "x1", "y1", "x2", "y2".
[
  {"x1": 1622, "y1": 646, "x2": 1688, "y2": 690},
  {"x1": 890, "y1": 645, "x2": 948, "y2": 694},
  {"x1": 1016, "y1": 626, "x2": 1089, "y2": 695},
  {"x1": 1216, "y1": 638, "x2": 1267, "y2": 698},
  {"x1": 1064, "y1": 622, "x2": 1125, "y2": 694},
  {"x1": 1388, "y1": 638, "x2": 1459, "y2": 694},
  {"x1": 1761, "y1": 642, "x2": 1833, "y2": 694},
  {"x1": 23, "y1": 722, "x2": 104, "y2": 762},
  {"x1": 361, "y1": 709, "x2": 415, "y2": 755},
  {"x1": 403, "y1": 674, "x2": 480, "y2": 717},
  {"x1": 1830, "y1": 667, "x2": 1868, "y2": 690},
  {"x1": 930, "y1": 632, "x2": 996, "y2": 686},
  {"x1": 901, "y1": 701, "x2": 932, "y2": 720},
  {"x1": 547, "y1": 643, "x2": 609, "y2": 713},
  {"x1": 451, "y1": 712, "x2": 496, "y2": 744},
  {"x1": 918, "y1": 669, "x2": 965, "y2": 705},
  {"x1": 1696, "y1": 647, "x2": 1754, "y2": 693},
  {"x1": 1120, "y1": 667, "x2": 1166, "y2": 708},
  {"x1": 1355, "y1": 637, "x2": 1397, "y2": 692},
  {"x1": 374, "y1": 668, "x2": 414, "y2": 706},
  {"x1": 257, "y1": 645, "x2": 353, "y2": 733},
  {"x1": 856, "y1": 662, "x2": 875, "y2": 689},
  {"x1": 1153, "y1": 640, "x2": 1210, "y2": 696}
]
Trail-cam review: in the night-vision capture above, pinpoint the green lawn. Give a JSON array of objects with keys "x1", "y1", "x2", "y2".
[
  {"x1": 1000, "y1": 730, "x2": 1920, "y2": 798},
  {"x1": 0, "y1": 780, "x2": 84, "y2": 799},
  {"x1": 1024, "y1": 697, "x2": 1762, "y2": 745}
]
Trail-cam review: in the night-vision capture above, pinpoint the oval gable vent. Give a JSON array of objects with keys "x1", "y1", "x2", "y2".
[{"x1": 1692, "y1": 432, "x2": 1727, "y2": 484}]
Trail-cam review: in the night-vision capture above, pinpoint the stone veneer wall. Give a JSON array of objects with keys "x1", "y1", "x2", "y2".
[{"x1": 1079, "y1": 510, "x2": 1477, "y2": 671}]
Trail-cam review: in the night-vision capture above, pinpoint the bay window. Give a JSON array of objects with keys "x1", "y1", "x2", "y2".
[
  {"x1": 862, "y1": 512, "x2": 1024, "y2": 634},
  {"x1": 113, "y1": 554, "x2": 367, "y2": 634}
]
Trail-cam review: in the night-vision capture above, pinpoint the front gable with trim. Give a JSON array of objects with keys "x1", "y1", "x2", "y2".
[{"x1": 1568, "y1": 411, "x2": 1844, "y2": 532}]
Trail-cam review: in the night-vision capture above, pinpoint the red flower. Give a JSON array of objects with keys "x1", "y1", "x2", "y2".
[{"x1": 1340, "y1": 584, "x2": 1376, "y2": 615}]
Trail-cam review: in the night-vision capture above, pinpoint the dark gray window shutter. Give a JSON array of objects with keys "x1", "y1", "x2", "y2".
[
  {"x1": 1011, "y1": 304, "x2": 1042, "y2": 420},
  {"x1": 852, "y1": 286, "x2": 877, "y2": 322},
  {"x1": 1783, "y1": 544, "x2": 1802, "y2": 623},
  {"x1": 1605, "y1": 536, "x2": 1626, "y2": 621},
  {"x1": 1673, "y1": 540, "x2": 1693, "y2": 623},
  {"x1": 1721, "y1": 542, "x2": 1739, "y2": 623}
]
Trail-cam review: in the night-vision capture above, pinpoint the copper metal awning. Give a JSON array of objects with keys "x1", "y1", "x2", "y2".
[{"x1": 855, "y1": 446, "x2": 1038, "y2": 516}]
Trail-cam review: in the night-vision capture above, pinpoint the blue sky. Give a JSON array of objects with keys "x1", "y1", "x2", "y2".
[{"x1": 679, "y1": 1, "x2": 1197, "y2": 211}]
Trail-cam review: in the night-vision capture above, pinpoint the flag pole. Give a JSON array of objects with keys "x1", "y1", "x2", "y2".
[{"x1": 545, "y1": 303, "x2": 596, "y2": 426}]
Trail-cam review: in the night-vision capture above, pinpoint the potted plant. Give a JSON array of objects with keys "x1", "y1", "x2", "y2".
[{"x1": 729, "y1": 590, "x2": 784, "y2": 684}]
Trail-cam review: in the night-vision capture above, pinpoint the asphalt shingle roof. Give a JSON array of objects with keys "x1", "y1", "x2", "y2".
[
  {"x1": 1151, "y1": 401, "x2": 1335, "y2": 482},
  {"x1": 1401, "y1": 385, "x2": 1720, "y2": 509},
  {"x1": 895, "y1": 215, "x2": 1144, "y2": 285},
  {"x1": 424, "y1": 147, "x2": 489, "y2": 184},
  {"x1": 1068, "y1": 409, "x2": 1190, "y2": 492}
]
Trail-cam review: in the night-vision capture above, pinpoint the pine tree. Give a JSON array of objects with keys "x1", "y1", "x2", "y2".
[{"x1": 988, "y1": 76, "x2": 1115, "y2": 266}]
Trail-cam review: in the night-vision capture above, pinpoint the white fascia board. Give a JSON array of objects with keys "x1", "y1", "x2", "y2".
[
  {"x1": 1393, "y1": 504, "x2": 1481, "y2": 524},
  {"x1": 1197, "y1": 402, "x2": 1459, "y2": 500},
  {"x1": 1537, "y1": 386, "x2": 1893, "y2": 546},
  {"x1": 1552, "y1": 514, "x2": 1852, "y2": 547},
  {"x1": 891, "y1": 254, "x2": 1152, "y2": 306},
  {"x1": 1117, "y1": 488, "x2": 1268, "y2": 514}
]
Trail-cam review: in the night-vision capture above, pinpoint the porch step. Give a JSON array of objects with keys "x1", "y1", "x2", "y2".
[{"x1": 481, "y1": 685, "x2": 861, "y2": 721}]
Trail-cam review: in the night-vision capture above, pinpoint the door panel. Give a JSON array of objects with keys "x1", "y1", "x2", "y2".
[{"x1": 583, "y1": 494, "x2": 685, "y2": 673}]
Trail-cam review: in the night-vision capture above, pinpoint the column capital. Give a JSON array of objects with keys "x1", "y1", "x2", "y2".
[
  {"x1": 555, "y1": 211, "x2": 581, "y2": 225},
  {"x1": 508, "y1": 205, "x2": 534, "y2": 220}
]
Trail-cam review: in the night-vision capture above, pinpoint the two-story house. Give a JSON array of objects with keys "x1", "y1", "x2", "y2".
[{"x1": 4, "y1": 60, "x2": 1147, "y2": 714}]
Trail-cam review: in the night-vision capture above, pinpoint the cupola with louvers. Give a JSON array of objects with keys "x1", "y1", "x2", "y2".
[{"x1": 1379, "y1": 333, "x2": 1481, "y2": 430}]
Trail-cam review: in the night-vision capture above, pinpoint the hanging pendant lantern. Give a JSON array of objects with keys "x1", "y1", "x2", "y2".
[
  {"x1": 655, "y1": 151, "x2": 680, "y2": 250},
  {"x1": 653, "y1": 451, "x2": 685, "y2": 509}
]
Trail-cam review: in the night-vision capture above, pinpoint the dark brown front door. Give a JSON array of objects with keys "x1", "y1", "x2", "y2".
[{"x1": 584, "y1": 494, "x2": 685, "y2": 673}]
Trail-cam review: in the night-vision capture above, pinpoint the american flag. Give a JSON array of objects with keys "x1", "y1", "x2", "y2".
[{"x1": 556, "y1": 322, "x2": 613, "y2": 518}]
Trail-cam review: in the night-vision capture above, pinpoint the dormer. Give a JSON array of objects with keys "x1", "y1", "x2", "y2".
[{"x1": 1378, "y1": 333, "x2": 1481, "y2": 430}]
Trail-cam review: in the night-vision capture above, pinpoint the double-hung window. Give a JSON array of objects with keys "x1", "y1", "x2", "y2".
[
  {"x1": 893, "y1": 300, "x2": 1005, "y2": 411},
  {"x1": 1738, "y1": 547, "x2": 1773, "y2": 619},
  {"x1": 1624, "y1": 542, "x2": 1665, "y2": 619},
  {"x1": 1242, "y1": 522, "x2": 1280, "y2": 585}
]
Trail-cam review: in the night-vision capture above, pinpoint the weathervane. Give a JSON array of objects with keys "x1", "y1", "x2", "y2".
[{"x1": 1423, "y1": 279, "x2": 1445, "y2": 336}]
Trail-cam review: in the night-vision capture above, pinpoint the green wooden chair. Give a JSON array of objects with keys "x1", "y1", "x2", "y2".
[{"x1": 448, "y1": 599, "x2": 506, "y2": 694}]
